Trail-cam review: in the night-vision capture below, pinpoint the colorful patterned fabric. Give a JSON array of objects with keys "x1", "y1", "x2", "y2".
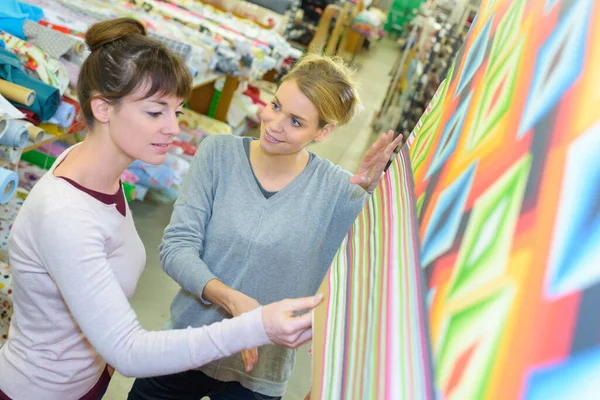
[
  {"x1": 311, "y1": 148, "x2": 433, "y2": 400},
  {"x1": 313, "y1": 0, "x2": 600, "y2": 398},
  {"x1": 410, "y1": 0, "x2": 600, "y2": 398},
  {"x1": 0, "y1": 31, "x2": 69, "y2": 95}
]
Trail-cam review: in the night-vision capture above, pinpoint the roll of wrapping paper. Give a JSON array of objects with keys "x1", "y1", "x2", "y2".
[
  {"x1": 0, "y1": 120, "x2": 28, "y2": 148},
  {"x1": 47, "y1": 101, "x2": 75, "y2": 128},
  {"x1": 0, "y1": 80, "x2": 36, "y2": 107},
  {"x1": 0, "y1": 120, "x2": 7, "y2": 137},
  {"x1": 0, "y1": 168, "x2": 18, "y2": 204},
  {"x1": 0, "y1": 145, "x2": 22, "y2": 164},
  {"x1": 26, "y1": 124, "x2": 44, "y2": 143}
]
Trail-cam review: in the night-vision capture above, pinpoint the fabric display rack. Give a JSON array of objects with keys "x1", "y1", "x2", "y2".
[
  {"x1": 300, "y1": 0, "x2": 387, "y2": 64},
  {"x1": 372, "y1": 0, "x2": 466, "y2": 135},
  {"x1": 0, "y1": 0, "x2": 307, "y2": 345}
]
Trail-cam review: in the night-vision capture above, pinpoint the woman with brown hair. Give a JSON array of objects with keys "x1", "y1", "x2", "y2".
[
  {"x1": 0, "y1": 18, "x2": 322, "y2": 400},
  {"x1": 129, "y1": 54, "x2": 402, "y2": 399}
]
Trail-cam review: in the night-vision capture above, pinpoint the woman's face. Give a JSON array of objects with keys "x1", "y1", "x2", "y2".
[
  {"x1": 259, "y1": 79, "x2": 333, "y2": 155},
  {"x1": 106, "y1": 91, "x2": 184, "y2": 165}
]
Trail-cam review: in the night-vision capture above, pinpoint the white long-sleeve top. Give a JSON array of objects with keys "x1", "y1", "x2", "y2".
[{"x1": 0, "y1": 147, "x2": 270, "y2": 400}]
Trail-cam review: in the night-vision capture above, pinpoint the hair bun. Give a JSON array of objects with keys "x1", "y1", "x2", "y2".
[{"x1": 86, "y1": 18, "x2": 147, "y2": 52}]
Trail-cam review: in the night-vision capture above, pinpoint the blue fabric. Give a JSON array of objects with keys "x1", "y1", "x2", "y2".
[
  {"x1": 0, "y1": 47, "x2": 59, "y2": 120},
  {"x1": 0, "y1": 0, "x2": 44, "y2": 40}
]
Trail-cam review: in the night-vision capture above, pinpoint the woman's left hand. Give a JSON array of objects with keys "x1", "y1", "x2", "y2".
[{"x1": 350, "y1": 130, "x2": 404, "y2": 193}]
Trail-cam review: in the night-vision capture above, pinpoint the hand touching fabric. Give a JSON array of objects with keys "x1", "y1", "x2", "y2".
[{"x1": 350, "y1": 130, "x2": 404, "y2": 193}]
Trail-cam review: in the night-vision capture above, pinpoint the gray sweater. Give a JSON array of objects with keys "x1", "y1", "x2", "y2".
[{"x1": 160, "y1": 135, "x2": 367, "y2": 396}]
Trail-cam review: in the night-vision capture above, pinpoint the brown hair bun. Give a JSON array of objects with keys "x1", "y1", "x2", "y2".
[{"x1": 85, "y1": 18, "x2": 147, "y2": 52}]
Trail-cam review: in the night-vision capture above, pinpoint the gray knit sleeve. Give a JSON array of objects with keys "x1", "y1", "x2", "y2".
[{"x1": 160, "y1": 136, "x2": 219, "y2": 303}]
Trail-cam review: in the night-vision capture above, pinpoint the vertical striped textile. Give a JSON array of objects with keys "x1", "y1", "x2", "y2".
[{"x1": 312, "y1": 147, "x2": 433, "y2": 400}]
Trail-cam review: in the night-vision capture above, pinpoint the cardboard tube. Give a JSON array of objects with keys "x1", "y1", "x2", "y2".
[
  {"x1": 0, "y1": 80, "x2": 36, "y2": 106},
  {"x1": 26, "y1": 124, "x2": 44, "y2": 143},
  {"x1": 73, "y1": 41, "x2": 86, "y2": 55}
]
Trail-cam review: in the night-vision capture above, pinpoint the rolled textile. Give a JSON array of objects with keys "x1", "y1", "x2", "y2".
[
  {"x1": 62, "y1": 96, "x2": 86, "y2": 134},
  {"x1": 147, "y1": 32, "x2": 192, "y2": 61},
  {"x1": 47, "y1": 100, "x2": 75, "y2": 128},
  {"x1": 0, "y1": 31, "x2": 70, "y2": 95},
  {"x1": 0, "y1": 47, "x2": 60, "y2": 120},
  {"x1": 0, "y1": 79, "x2": 34, "y2": 106},
  {"x1": 37, "y1": 20, "x2": 85, "y2": 39},
  {"x1": 0, "y1": 0, "x2": 43, "y2": 40},
  {"x1": 23, "y1": 20, "x2": 84, "y2": 60},
  {"x1": 0, "y1": 94, "x2": 25, "y2": 120},
  {"x1": 0, "y1": 120, "x2": 7, "y2": 138},
  {"x1": 15, "y1": 107, "x2": 40, "y2": 125},
  {"x1": 0, "y1": 119, "x2": 28, "y2": 148},
  {"x1": 25, "y1": 123, "x2": 44, "y2": 143},
  {"x1": 0, "y1": 167, "x2": 19, "y2": 204},
  {"x1": 60, "y1": 58, "x2": 80, "y2": 89}
]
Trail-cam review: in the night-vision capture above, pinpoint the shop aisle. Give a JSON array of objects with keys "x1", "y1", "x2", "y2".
[{"x1": 104, "y1": 36, "x2": 399, "y2": 400}]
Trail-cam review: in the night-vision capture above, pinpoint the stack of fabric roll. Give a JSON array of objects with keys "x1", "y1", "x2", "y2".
[{"x1": 0, "y1": 0, "x2": 88, "y2": 205}]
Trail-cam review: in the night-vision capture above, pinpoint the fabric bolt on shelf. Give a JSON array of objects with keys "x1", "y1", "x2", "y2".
[
  {"x1": 16, "y1": 106, "x2": 40, "y2": 125},
  {"x1": 147, "y1": 32, "x2": 192, "y2": 61},
  {"x1": 38, "y1": 20, "x2": 85, "y2": 39},
  {"x1": 23, "y1": 20, "x2": 85, "y2": 60},
  {"x1": 0, "y1": 47, "x2": 59, "y2": 121},
  {"x1": 0, "y1": 119, "x2": 29, "y2": 148},
  {"x1": 0, "y1": 31, "x2": 69, "y2": 95},
  {"x1": 61, "y1": 96, "x2": 86, "y2": 134},
  {"x1": 46, "y1": 99, "x2": 75, "y2": 128},
  {"x1": 0, "y1": 0, "x2": 44, "y2": 40},
  {"x1": 0, "y1": 95, "x2": 25, "y2": 120}
]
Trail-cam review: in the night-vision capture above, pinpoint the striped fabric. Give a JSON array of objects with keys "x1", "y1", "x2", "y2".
[{"x1": 312, "y1": 147, "x2": 433, "y2": 400}]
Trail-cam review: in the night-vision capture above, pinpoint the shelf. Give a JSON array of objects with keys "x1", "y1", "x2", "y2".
[
  {"x1": 23, "y1": 133, "x2": 63, "y2": 152},
  {"x1": 192, "y1": 72, "x2": 223, "y2": 89}
]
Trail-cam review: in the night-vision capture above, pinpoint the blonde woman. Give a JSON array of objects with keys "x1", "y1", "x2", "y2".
[
  {"x1": 0, "y1": 19, "x2": 322, "y2": 400},
  {"x1": 130, "y1": 55, "x2": 402, "y2": 399}
]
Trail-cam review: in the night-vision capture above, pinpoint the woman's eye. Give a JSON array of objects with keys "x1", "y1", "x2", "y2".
[
  {"x1": 291, "y1": 118, "x2": 301, "y2": 127},
  {"x1": 271, "y1": 102, "x2": 280, "y2": 111},
  {"x1": 147, "y1": 112, "x2": 162, "y2": 118},
  {"x1": 176, "y1": 111, "x2": 184, "y2": 117}
]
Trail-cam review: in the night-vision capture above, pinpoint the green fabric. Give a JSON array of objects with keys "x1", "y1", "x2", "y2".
[{"x1": 0, "y1": 46, "x2": 59, "y2": 120}]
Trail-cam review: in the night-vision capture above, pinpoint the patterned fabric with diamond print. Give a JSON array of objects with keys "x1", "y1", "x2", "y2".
[{"x1": 410, "y1": 0, "x2": 600, "y2": 398}]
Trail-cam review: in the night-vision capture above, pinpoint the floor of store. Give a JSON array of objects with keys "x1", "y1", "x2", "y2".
[{"x1": 104, "y1": 36, "x2": 398, "y2": 400}]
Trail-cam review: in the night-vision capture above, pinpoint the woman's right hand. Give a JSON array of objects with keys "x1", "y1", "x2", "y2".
[{"x1": 262, "y1": 295, "x2": 323, "y2": 348}]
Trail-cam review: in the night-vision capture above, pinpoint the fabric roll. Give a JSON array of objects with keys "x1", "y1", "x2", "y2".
[
  {"x1": 0, "y1": 47, "x2": 60, "y2": 120},
  {"x1": 0, "y1": 119, "x2": 29, "y2": 148},
  {"x1": 38, "y1": 20, "x2": 85, "y2": 39},
  {"x1": 15, "y1": 107, "x2": 40, "y2": 125},
  {"x1": 0, "y1": 94, "x2": 25, "y2": 120},
  {"x1": 0, "y1": 32, "x2": 69, "y2": 95},
  {"x1": 22, "y1": 20, "x2": 83, "y2": 60},
  {"x1": 147, "y1": 32, "x2": 192, "y2": 61},
  {"x1": 0, "y1": 0, "x2": 43, "y2": 40},
  {"x1": 60, "y1": 58, "x2": 80, "y2": 88},
  {"x1": 0, "y1": 79, "x2": 35, "y2": 106},
  {"x1": 46, "y1": 100, "x2": 75, "y2": 128},
  {"x1": 62, "y1": 96, "x2": 86, "y2": 134}
]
